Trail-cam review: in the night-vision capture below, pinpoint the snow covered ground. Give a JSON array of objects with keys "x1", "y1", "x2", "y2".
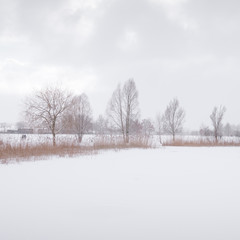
[
  {"x1": 0, "y1": 147, "x2": 240, "y2": 240},
  {"x1": 1, "y1": 133, "x2": 240, "y2": 147}
]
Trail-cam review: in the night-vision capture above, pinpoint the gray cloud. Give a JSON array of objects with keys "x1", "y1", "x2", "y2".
[{"x1": 0, "y1": 0, "x2": 239, "y2": 128}]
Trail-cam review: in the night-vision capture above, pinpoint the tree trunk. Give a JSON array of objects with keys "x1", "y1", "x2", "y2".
[
  {"x1": 173, "y1": 133, "x2": 175, "y2": 142},
  {"x1": 125, "y1": 122, "x2": 129, "y2": 143},
  {"x1": 214, "y1": 129, "x2": 218, "y2": 143},
  {"x1": 159, "y1": 135, "x2": 162, "y2": 145},
  {"x1": 52, "y1": 120, "x2": 56, "y2": 147},
  {"x1": 120, "y1": 108, "x2": 125, "y2": 143},
  {"x1": 126, "y1": 131, "x2": 129, "y2": 144},
  {"x1": 121, "y1": 129, "x2": 126, "y2": 143},
  {"x1": 52, "y1": 132, "x2": 56, "y2": 146},
  {"x1": 78, "y1": 134, "x2": 83, "y2": 143},
  {"x1": 125, "y1": 106, "x2": 130, "y2": 144}
]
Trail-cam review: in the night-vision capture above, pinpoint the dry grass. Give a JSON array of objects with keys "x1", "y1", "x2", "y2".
[
  {"x1": 163, "y1": 139, "x2": 240, "y2": 147},
  {"x1": 2, "y1": 134, "x2": 239, "y2": 164},
  {"x1": 0, "y1": 142, "x2": 94, "y2": 164},
  {"x1": 0, "y1": 135, "x2": 154, "y2": 164},
  {"x1": 93, "y1": 135, "x2": 153, "y2": 150}
]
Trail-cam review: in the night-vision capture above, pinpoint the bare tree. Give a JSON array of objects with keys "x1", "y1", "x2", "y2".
[
  {"x1": 107, "y1": 79, "x2": 139, "y2": 143},
  {"x1": 0, "y1": 122, "x2": 7, "y2": 133},
  {"x1": 210, "y1": 106, "x2": 226, "y2": 143},
  {"x1": 141, "y1": 119, "x2": 155, "y2": 137},
  {"x1": 24, "y1": 85, "x2": 73, "y2": 146},
  {"x1": 163, "y1": 98, "x2": 185, "y2": 141},
  {"x1": 107, "y1": 84, "x2": 125, "y2": 139},
  {"x1": 65, "y1": 93, "x2": 92, "y2": 143},
  {"x1": 123, "y1": 79, "x2": 140, "y2": 143},
  {"x1": 156, "y1": 113, "x2": 164, "y2": 144},
  {"x1": 130, "y1": 119, "x2": 142, "y2": 135},
  {"x1": 199, "y1": 125, "x2": 212, "y2": 137},
  {"x1": 94, "y1": 115, "x2": 109, "y2": 135},
  {"x1": 223, "y1": 123, "x2": 232, "y2": 137}
]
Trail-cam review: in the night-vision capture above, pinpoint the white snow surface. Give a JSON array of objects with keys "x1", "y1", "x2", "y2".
[{"x1": 1, "y1": 147, "x2": 240, "y2": 240}]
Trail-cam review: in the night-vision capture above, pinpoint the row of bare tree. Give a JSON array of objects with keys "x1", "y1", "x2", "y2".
[
  {"x1": 24, "y1": 79, "x2": 227, "y2": 146},
  {"x1": 25, "y1": 87, "x2": 92, "y2": 146}
]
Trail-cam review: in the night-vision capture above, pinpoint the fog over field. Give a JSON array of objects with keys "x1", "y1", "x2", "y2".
[
  {"x1": 0, "y1": 0, "x2": 240, "y2": 129},
  {"x1": 0, "y1": 1, "x2": 240, "y2": 239}
]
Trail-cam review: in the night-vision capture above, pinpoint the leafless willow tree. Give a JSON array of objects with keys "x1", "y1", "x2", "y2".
[
  {"x1": 107, "y1": 79, "x2": 139, "y2": 143},
  {"x1": 163, "y1": 98, "x2": 185, "y2": 141},
  {"x1": 210, "y1": 105, "x2": 226, "y2": 143},
  {"x1": 24, "y1": 85, "x2": 73, "y2": 146},
  {"x1": 64, "y1": 93, "x2": 92, "y2": 143}
]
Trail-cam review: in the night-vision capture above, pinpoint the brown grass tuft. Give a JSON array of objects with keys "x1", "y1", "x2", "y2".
[
  {"x1": 93, "y1": 135, "x2": 153, "y2": 150},
  {"x1": 0, "y1": 142, "x2": 95, "y2": 164},
  {"x1": 0, "y1": 135, "x2": 154, "y2": 164},
  {"x1": 163, "y1": 139, "x2": 240, "y2": 147}
]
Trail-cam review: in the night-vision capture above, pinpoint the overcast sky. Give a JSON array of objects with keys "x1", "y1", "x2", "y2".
[{"x1": 0, "y1": 0, "x2": 239, "y2": 129}]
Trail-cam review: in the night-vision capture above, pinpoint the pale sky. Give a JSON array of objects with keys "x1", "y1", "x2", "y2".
[{"x1": 0, "y1": 0, "x2": 239, "y2": 129}]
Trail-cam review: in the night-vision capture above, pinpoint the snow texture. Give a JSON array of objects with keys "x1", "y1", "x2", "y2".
[{"x1": 0, "y1": 147, "x2": 240, "y2": 240}]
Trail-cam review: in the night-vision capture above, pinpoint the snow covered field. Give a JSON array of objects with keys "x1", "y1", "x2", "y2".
[
  {"x1": 0, "y1": 147, "x2": 240, "y2": 240},
  {"x1": 0, "y1": 134, "x2": 82, "y2": 146},
  {"x1": 1, "y1": 133, "x2": 240, "y2": 148}
]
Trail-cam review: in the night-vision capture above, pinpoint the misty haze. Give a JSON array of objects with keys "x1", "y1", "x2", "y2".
[{"x1": 0, "y1": 0, "x2": 240, "y2": 240}]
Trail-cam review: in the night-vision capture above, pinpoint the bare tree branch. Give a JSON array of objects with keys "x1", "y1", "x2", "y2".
[
  {"x1": 24, "y1": 85, "x2": 73, "y2": 146},
  {"x1": 107, "y1": 79, "x2": 140, "y2": 143},
  {"x1": 63, "y1": 93, "x2": 92, "y2": 143},
  {"x1": 163, "y1": 98, "x2": 185, "y2": 141},
  {"x1": 210, "y1": 105, "x2": 226, "y2": 143}
]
